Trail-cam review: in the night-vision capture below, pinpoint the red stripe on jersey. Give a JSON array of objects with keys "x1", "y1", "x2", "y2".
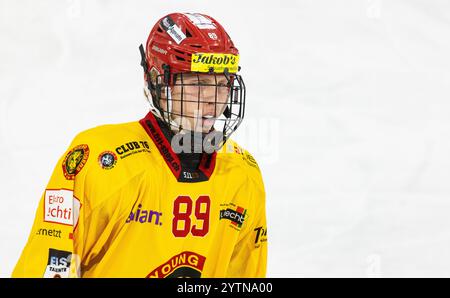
[{"x1": 140, "y1": 112, "x2": 182, "y2": 180}]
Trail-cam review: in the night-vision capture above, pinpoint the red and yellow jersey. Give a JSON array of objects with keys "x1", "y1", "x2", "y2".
[{"x1": 12, "y1": 112, "x2": 267, "y2": 278}]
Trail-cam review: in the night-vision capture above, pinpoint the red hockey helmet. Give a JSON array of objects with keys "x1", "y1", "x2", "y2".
[
  {"x1": 139, "y1": 13, "x2": 246, "y2": 147},
  {"x1": 144, "y1": 12, "x2": 240, "y2": 76}
]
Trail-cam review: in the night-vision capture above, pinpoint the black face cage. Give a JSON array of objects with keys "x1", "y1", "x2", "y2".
[{"x1": 140, "y1": 46, "x2": 246, "y2": 150}]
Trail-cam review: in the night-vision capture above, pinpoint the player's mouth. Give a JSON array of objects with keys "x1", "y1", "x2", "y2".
[{"x1": 201, "y1": 115, "x2": 216, "y2": 126}]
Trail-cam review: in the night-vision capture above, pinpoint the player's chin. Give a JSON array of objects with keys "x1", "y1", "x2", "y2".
[
  {"x1": 202, "y1": 126, "x2": 214, "y2": 134},
  {"x1": 193, "y1": 126, "x2": 213, "y2": 134},
  {"x1": 191, "y1": 121, "x2": 213, "y2": 134}
]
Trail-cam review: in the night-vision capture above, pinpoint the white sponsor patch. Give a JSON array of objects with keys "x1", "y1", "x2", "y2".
[
  {"x1": 168, "y1": 24, "x2": 186, "y2": 44},
  {"x1": 184, "y1": 13, "x2": 216, "y2": 30},
  {"x1": 44, "y1": 189, "x2": 77, "y2": 226},
  {"x1": 161, "y1": 16, "x2": 186, "y2": 44}
]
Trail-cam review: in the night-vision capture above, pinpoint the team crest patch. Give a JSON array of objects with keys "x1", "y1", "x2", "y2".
[
  {"x1": 98, "y1": 151, "x2": 117, "y2": 170},
  {"x1": 62, "y1": 144, "x2": 89, "y2": 180}
]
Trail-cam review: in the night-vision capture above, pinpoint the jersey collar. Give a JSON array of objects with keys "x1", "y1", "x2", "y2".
[{"x1": 139, "y1": 112, "x2": 217, "y2": 183}]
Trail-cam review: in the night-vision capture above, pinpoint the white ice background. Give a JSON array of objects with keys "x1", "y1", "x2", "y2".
[{"x1": 1, "y1": 0, "x2": 450, "y2": 277}]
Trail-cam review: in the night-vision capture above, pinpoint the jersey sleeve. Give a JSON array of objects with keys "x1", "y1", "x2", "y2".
[
  {"x1": 12, "y1": 134, "x2": 91, "y2": 278},
  {"x1": 226, "y1": 153, "x2": 268, "y2": 277}
]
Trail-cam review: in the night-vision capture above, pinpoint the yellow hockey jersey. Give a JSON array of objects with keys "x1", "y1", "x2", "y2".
[{"x1": 12, "y1": 112, "x2": 267, "y2": 278}]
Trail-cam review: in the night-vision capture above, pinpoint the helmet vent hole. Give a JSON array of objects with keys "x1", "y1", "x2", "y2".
[
  {"x1": 175, "y1": 55, "x2": 186, "y2": 61},
  {"x1": 186, "y1": 29, "x2": 193, "y2": 37},
  {"x1": 190, "y1": 44, "x2": 202, "y2": 48}
]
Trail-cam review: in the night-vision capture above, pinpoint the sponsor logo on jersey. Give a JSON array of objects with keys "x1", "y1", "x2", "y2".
[
  {"x1": 43, "y1": 249, "x2": 72, "y2": 278},
  {"x1": 44, "y1": 189, "x2": 81, "y2": 227},
  {"x1": 36, "y1": 228, "x2": 62, "y2": 238},
  {"x1": 234, "y1": 147, "x2": 260, "y2": 171},
  {"x1": 191, "y1": 53, "x2": 239, "y2": 73},
  {"x1": 219, "y1": 203, "x2": 247, "y2": 231},
  {"x1": 126, "y1": 204, "x2": 162, "y2": 226},
  {"x1": 182, "y1": 171, "x2": 200, "y2": 180},
  {"x1": 254, "y1": 226, "x2": 267, "y2": 248},
  {"x1": 147, "y1": 251, "x2": 206, "y2": 278},
  {"x1": 243, "y1": 151, "x2": 259, "y2": 170},
  {"x1": 98, "y1": 151, "x2": 117, "y2": 170},
  {"x1": 62, "y1": 144, "x2": 89, "y2": 180},
  {"x1": 233, "y1": 144, "x2": 243, "y2": 155},
  {"x1": 115, "y1": 141, "x2": 151, "y2": 159}
]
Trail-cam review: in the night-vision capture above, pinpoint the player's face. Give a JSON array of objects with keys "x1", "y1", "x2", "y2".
[{"x1": 161, "y1": 73, "x2": 230, "y2": 133}]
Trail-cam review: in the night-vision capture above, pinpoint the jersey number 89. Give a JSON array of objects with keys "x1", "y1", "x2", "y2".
[{"x1": 172, "y1": 195, "x2": 211, "y2": 237}]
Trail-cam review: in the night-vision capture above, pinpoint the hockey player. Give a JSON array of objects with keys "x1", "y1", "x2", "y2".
[{"x1": 12, "y1": 12, "x2": 267, "y2": 278}]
